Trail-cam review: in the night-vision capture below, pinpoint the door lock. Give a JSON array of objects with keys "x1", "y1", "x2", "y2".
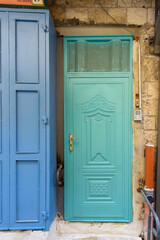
[{"x1": 69, "y1": 133, "x2": 78, "y2": 152}]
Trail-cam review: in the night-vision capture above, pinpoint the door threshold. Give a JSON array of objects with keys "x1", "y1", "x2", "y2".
[{"x1": 48, "y1": 218, "x2": 142, "y2": 240}]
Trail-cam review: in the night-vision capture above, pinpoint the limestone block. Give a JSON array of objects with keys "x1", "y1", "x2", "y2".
[
  {"x1": 47, "y1": 220, "x2": 57, "y2": 240},
  {"x1": 133, "y1": 126, "x2": 145, "y2": 157},
  {"x1": 95, "y1": 0, "x2": 118, "y2": 7},
  {"x1": 65, "y1": 0, "x2": 72, "y2": 7},
  {"x1": 118, "y1": 0, "x2": 131, "y2": 7},
  {"x1": 55, "y1": 235, "x2": 142, "y2": 240},
  {"x1": 49, "y1": 0, "x2": 72, "y2": 7},
  {"x1": 142, "y1": 57, "x2": 160, "y2": 82},
  {"x1": 148, "y1": 8, "x2": 155, "y2": 24},
  {"x1": 48, "y1": 219, "x2": 142, "y2": 240},
  {"x1": 134, "y1": 204, "x2": 144, "y2": 221},
  {"x1": 55, "y1": 0, "x2": 65, "y2": 6},
  {"x1": 27, "y1": 231, "x2": 48, "y2": 240},
  {"x1": 142, "y1": 99, "x2": 158, "y2": 115},
  {"x1": 133, "y1": 41, "x2": 139, "y2": 65},
  {"x1": 50, "y1": 6, "x2": 66, "y2": 21},
  {"x1": 131, "y1": 0, "x2": 152, "y2": 8},
  {"x1": 143, "y1": 130, "x2": 158, "y2": 146},
  {"x1": 143, "y1": 116, "x2": 156, "y2": 130},
  {"x1": 0, "y1": 230, "x2": 48, "y2": 240},
  {"x1": 140, "y1": 38, "x2": 150, "y2": 56},
  {"x1": 132, "y1": 124, "x2": 145, "y2": 178},
  {"x1": 66, "y1": 8, "x2": 88, "y2": 22},
  {"x1": 88, "y1": 8, "x2": 106, "y2": 24},
  {"x1": 71, "y1": 0, "x2": 94, "y2": 7},
  {"x1": 47, "y1": 0, "x2": 53, "y2": 7},
  {"x1": 146, "y1": 82, "x2": 159, "y2": 99},
  {"x1": 149, "y1": 44, "x2": 155, "y2": 55},
  {"x1": 142, "y1": 82, "x2": 148, "y2": 97},
  {"x1": 127, "y1": 8, "x2": 147, "y2": 25},
  {"x1": 141, "y1": 36, "x2": 154, "y2": 56},
  {"x1": 106, "y1": 8, "x2": 127, "y2": 24},
  {"x1": 56, "y1": 219, "x2": 143, "y2": 236},
  {"x1": 147, "y1": 26, "x2": 155, "y2": 37},
  {"x1": 152, "y1": 0, "x2": 155, "y2": 7},
  {"x1": 56, "y1": 26, "x2": 140, "y2": 35}
]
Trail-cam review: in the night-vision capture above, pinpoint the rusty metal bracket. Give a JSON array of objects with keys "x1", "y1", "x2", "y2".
[{"x1": 137, "y1": 179, "x2": 145, "y2": 192}]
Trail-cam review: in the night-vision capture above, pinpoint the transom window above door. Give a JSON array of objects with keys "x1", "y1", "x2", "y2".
[{"x1": 67, "y1": 38, "x2": 131, "y2": 72}]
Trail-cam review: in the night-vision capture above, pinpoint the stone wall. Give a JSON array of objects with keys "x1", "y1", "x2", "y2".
[
  {"x1": 0, "y1": 1, "x2": 159, "y2": 240},
  {"x1": 48, "y1": 0, "x2": 155, "y2": 27},
  {"x1": 49, "y1": 0, "x2": 160, "y2": 238}
]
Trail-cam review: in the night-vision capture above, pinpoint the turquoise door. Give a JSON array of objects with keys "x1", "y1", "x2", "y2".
[{"x1": 64, "y1": 36, "x2": 133, "y2": 222}]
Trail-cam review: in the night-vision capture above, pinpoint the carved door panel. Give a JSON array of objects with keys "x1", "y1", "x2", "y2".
[{"x1": 64, "y1": 76, "x2": 132, "y2": 222}]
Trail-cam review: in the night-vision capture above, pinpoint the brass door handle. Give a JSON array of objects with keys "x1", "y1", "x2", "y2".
[{"x1": 69, "y1": 133, "x2": 78, "y2": 151}]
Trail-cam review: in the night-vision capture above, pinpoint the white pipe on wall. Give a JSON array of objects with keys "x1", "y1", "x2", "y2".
[{"x1": 139, "y1": 44, "x2": 142, "y2": 109}]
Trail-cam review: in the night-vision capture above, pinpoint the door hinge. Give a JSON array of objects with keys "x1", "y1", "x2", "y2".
[
  {"x1": 42, "y1": 211, "x2": 49, "y2": 220},
  {"x1": 41, "y1": 24, "x2": 49, "y2": 32},
  {"x1": 42, "y1": 116, "x2": 49, "y2": 124}
]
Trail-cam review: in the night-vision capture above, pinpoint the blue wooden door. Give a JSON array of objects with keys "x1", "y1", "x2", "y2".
[
  {"x1": 64, "y1": 36, "x2": 133, "y2": 222},
  {"x1": 9, "y1": 12, "x2": 46, "y2": 229},
  {"x1": 0, "y1": 12, "x2": 9, "y2": 230}
]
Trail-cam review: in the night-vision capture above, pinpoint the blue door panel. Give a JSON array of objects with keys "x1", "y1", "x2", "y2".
[
  {"x1": 16, "y1": 160, "x2": 39, "y2": 221},
  {"x1": 9, "y1": 12, "x2": 46, "y2": 229},
  {"x1": 0, "y1": 92, "x2": 1, "y2": 154},
  {"x1": 16, "y1": 91, "x2": 40, "y2": 153},
  {"x1": 0, "y1": 12, "x2": 9, "y2": 230},
  {"x1": 0, "y1": 161, "x2": 2, "y2": 222},
  {"x1": 0, "y1": 9, "x2": 57, "y2": 231},
  {"x1": 15, "y1": 20, "x2": 39, "y2": 84}
]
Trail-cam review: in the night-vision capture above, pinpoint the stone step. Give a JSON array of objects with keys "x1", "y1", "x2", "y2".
[
  {"x1": 48, "y1": 219, "x2": 143, "y2": 240},
  {"x1": 54, "y1": 234, "x2": 141, "y2": 240}
]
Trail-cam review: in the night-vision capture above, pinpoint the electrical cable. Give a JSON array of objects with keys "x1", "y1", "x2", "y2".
[{"x1": 95, "y1": 0, "x2": 135, "y2": 35}]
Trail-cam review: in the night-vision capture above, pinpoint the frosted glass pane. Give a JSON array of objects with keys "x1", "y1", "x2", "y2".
[{"x1": 67, "y1": 39, "x2": 130, "y2": 72}]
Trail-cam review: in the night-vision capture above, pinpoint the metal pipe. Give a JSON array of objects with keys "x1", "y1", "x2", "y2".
[
  {"x1": 139, "y1": 44, "x2": 142, "y2": 108},
  {"x1": 141, "y1": 189, "x2": 160, "y2": 237},
  {"x1": 145, "y1": 144, "x2": 154, "y2": 190},
  {"x1": 147, "y1": 209, "x2": 152, "y2": 240}
]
